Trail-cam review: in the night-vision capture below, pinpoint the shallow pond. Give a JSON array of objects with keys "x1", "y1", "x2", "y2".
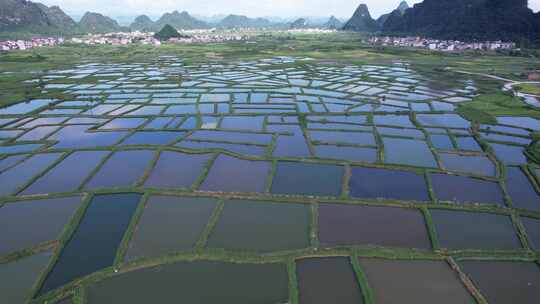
[
  {"x1": 358, "y1": 258, "x2": 473, "y2": 304},
  {"x1": 22, "y1": 151, "x2": 109, "y2": 195},
  {"x1": 207, "y1": 200, "x2": 310, "y2": 252},
  {"x1": 0, "y1": 153, "x2": 63, "y2": 196},
  {"x1": 85, "y1": 261, "x2": 289, "y2": 304},
  {"x1": 271, "y1": 161, "x2": 343, "y2": 197},
  {"x1": 520, "y1": 217, "x2": 540, "y2": 251},
  {"x1": 0, "y1": 251, "x2": 52, "y2": 303},
  {"x1": 318, "y1": 204, "x2": 430, "y2": 249},
  {"x1": 85, "y1": 150, "x2": 155, "y2": 189},
  {"x1": 297, "y1": 257, "x2": 363, "y2": 304},
  {"x1": 383, "y1": 138, "x2": 437, "y2": 168},
  {"x1": 144, "y1": 152, "x2": 211, "y2": 189},
  {"x1": 430, "y1": 174, "x2": 505, "y2": 205},
  {"x1": 349, "y1": 166, "x2": 429, "y2": 201},
  {"x1": 460, "y1": 261, "x2": 540, "y2": 304},
  {"x1": 505, "y1": 167, "x2": 540, "y2": 211},
  {"x1": 39, "y1": 193, "x2": 142, "y2": 295},
  {"x1": 120, "y1": 131, "x2": 184, "y2": 145},
  {"x1": 439, "y1": 153, "x2": 495, "y2": 176},
  {"x1": 200, "y1": 155, "x2": 270, "y2": 193},
  {"x1": 0, "y1": 197, "x2": 81, "y2": 255},
  {"x1": 126, "y1": 196, "x2": 217, "y2": 260},
  {"x1": 430, "y1": 210, "x2": 521, "y2": 250}
]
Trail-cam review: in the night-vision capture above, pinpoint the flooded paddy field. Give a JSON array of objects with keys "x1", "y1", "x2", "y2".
[{"x1": 1, "y1": 56, "x2": 539, "y2": 303}]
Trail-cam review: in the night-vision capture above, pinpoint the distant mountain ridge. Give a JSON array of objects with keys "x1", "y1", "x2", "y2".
[
  {"x1": 382, "y1": 0, "x2": 540, "y2": 43},
  {"x1": 130, "y1": 15, "x2": 154, "y2": 31},
  {"x1": 0, "y1": 0, "x2": 60, "y2": 32},
  {"x1": 78, "y1": 12, "x2": 125, "y2": 33},
  {"x1": 153, "y1": 11, "x2": 208, "y2": 30},
  {"x1": 217, "y1": 14, "x2": 273, "y2": 29},
  {"x1": 377, "y1": 1, "x2": 409, "y2": 28},
  {"x1": 342, "y1": 4, "x2": 379, "y2": 32}
]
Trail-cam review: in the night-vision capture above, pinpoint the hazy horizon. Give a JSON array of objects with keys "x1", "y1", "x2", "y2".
[{"x1": 38, "y1": 0, "x2": 540, "y2": 21}]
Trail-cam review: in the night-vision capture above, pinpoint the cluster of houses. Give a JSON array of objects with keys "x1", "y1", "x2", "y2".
[
  {"x1": 0, "y1": 37, "x2": 64, "y2": 51},
  {"x1": 69, "y1": 30, "x2": 249, "y2": 45},
  {"x1": 70, "y1": 31, "x2": 161, "y2": 46},
  {"x1": 369, "y1": 36, "x2": 516, "y2": 52}
]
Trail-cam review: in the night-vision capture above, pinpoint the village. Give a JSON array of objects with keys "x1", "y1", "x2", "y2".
[
  {"x1": 0, "y1": 29, "x2": 254, "y2": 51},
  {"x1": 370, "y1": 36, "x2": 517, "y2": 52},
  {"x1": 0, "y1": 37, "x2": 64, "y2": 51}
]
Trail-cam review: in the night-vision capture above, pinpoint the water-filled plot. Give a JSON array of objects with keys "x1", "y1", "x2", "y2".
[
  {"x1": 309, "y1": 130, "x2": 375, "y2": 145},
  {"x1": 430, "y1": 173, "x2": 505, "y2": 205},
  {"x1": 85, "y1": 261, "x2": 289, "y2": 304},
  {"x1": 416, "y1": 114, "x2": 471, "y2": 129},
  {"x1": 490, "y1": 143, "x2": 527, "y2": 164},
  {"x1": 520, "y1": 217, "x2": 540, "y2": 251},
  {"x1": 200, "y1": 154, "x2": 270, "y2": 193},
  {"x1": 430, "y1": 210, "x2": 522, "y2": 250},
  {"x1": 439, "y1": 153, "x2": 496, "y2": 176},
  {"x1": 460, "y1": 261, "x2": 540, "y2": 304},
  {"x1": 314, "y1": 145, "x2": 377, "y2": 163},
  {"x1": 126, "y1": 196, "x2": 217, "y2": 260},
  {"x1": 50, "y1": 126, "x2": 127, "y2": 149},
  {"x1": 206, "y1": 200, "x2": 310, "y2": 252},
  {"x1": 505, "y1": 167, "x2": 540, "y2": 211},
  {"x1": 84, "y1": 150, "x2": 155, "y2": 189},
  {"x1": 296, "y1": 257, "x2": 364, "y2": 304},
  {"x1": 383, "y1": 137, "x2": 438, "y2": 168},
  {"x1": 0, "y1": 153, "x2": 63, "y2": 196},
  {"x1": 318, "y1": 204, "x2": 431, "y2": 249},
  {"x1": 39, "y1": 193, "x2": 142, "y2": 295},
  {"x1": 0, "y1": 251, "x2": 52, "y2": 303},
  {"x1": 119, "y1": 131, "x2": 184, "y2": 145},
  {"x1": 0, "y1": 197, "x2": 82, "y2": 256},
  {"x1": 271, "y1": 161, "x2": 344, "y2": 197},
  {"x1": 144, "y1": 151, "x2": 211, "y2": 189},
  {"x1": 358, "y1": 258, "x2": 474, "y2": 304},
  {"x1": 349, "y1": 166, "x2": 430, "y2": 201},
  {"x1": 21, "y1": 151, "x2": 109, "y2": 195}
]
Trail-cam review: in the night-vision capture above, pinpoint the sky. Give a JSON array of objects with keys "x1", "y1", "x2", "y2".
[{"x1": 40, "y1": 0, "x2": 540, "y2": 19}]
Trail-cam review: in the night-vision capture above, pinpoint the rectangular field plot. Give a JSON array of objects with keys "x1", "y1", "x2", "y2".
[
  {"x1": 314, "y1": 145, "x2": 377, "y2": 163},
  {"x1": 39, "y1": 194, "x2": 142, "y2": 295},
  {"x1": 358, "y1": 258, "x2": 473, "y2": 304},
  {"x1": 271, "y1": 161, "x2": 343, "y2": 197},
  {"x1": 520, "y1": 217, "x2": 540, "y2": 251},
  {"x1": 85, "y1": 261, "x2": 289, "y2": 304},
  {"x1": 21, "y1": 151, "x2": 109, "y2": 195},
  {"x1": 0, "y1": 251, "x2": 53, "y2": 304},
  {"x1": 430, "y1": 173, "x2": 505, "y2": 205},
  {"x1": 383, "y1": 138, "x2": 438, "y2": 168},
  {"x1": 0, "y1": 153, "x2": 63, "y2": 196},
  {"x1": 318, "y1": 204, "x2": 431, "y2": 249},
  {"x1": 430, "y1": 210, "x2": 522, "y2": 250},
  {"x1": 460, "y1": 261, "x2": 540, "y2": 304},
  {"x1": 349, "y1": 167, "x2": 430, "y2": 201},
  {"x1": 206, "y1": 200, "x2": 310, "y2": 252},
  {"x1": 200, "y1": 155, "x2": 270, "y2": 193},
  {"x1": 0, "y1": 197, "x2": 81, "y2": 256},
  {"x1": 143, "y1": 151, "x2": 211, "y2": 189},
  {"x1": 296, "y1": 257, "x2": 364, "y2": 304},
  {"x1": 505, "y1": 167, "x2": 540, "y2": 211},
  {"x1": 119, "y1": 131, "x2": 184, "y2": 146},
  {"x1": 126, "y1": 196, "x2": 217, "y2": 260},
  {"x1": 51, "y1": 126, "x2": 127, "y2": 149},
  {"x1": 85, "y1": 150, "x2": 155, "y2": 189},
  {"x1": 439, "y1": 153, "x2": 496, "y2": 176}
]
